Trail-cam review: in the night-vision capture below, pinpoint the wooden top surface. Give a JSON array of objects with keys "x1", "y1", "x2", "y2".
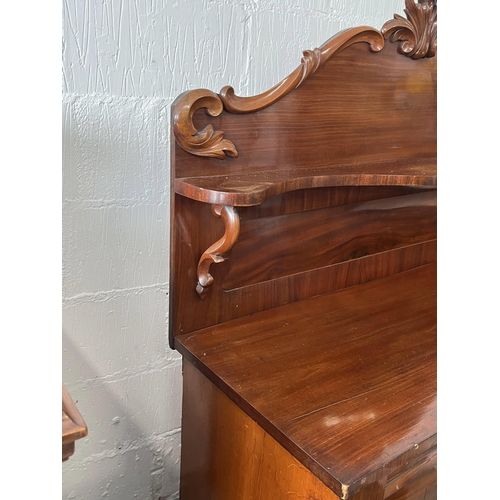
[
  {"x1": 174, "y1": 158, "x2": 436, "y2": 206},
  {"x1": 175, "y1": 263, "x2": 436, "y2": 495}
]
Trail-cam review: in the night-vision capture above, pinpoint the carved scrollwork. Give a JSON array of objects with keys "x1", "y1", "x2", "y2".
[
  {"x1": 172, "y1": 89, "x2": 238, "y2": 159},
  {"x1": 196, "y1": 205, "x2": 240, "y2": 299},
  {"x1": 382, "y1": 0, "x2": 437, "y2": 59},
  {"x1": 172, "y1": 5, "x2": 435, "y2": 159},
  {"x1": 220, "y1": 27, "x2": 384, "y2": 114},
  {"x1": 172, "y1": 28, "x2": 385, "y2": 156}
]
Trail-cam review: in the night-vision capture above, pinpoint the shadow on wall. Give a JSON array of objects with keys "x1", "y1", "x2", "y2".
[
  {"x1": 62, "y1": 331, "x2": 181, "y2": 500},
  {"x1": 62, "y1": 91, "x2": 180, "y2": 499}
]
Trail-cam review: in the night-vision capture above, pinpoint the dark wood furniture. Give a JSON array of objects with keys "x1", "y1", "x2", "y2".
[
  {"x1": 62, "y1": 384, "x2": 88, "y2": 461},
  {"x1": 169, "y1": 2, "x2": 437, "y2": 498}
]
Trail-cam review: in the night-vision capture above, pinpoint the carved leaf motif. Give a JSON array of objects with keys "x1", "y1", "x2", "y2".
[
  {"x1": 172, "y1": 89, "x2": 238, "y2": 159},
  {"x1": 299, "y1": 48, "x2": 322, "y2": 85},
  {"x1": 382, "y1": 0, "x2": 437, "y2": 59}
]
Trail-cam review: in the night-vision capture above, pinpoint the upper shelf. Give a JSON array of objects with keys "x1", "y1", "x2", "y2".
[
  {"x1": 171, "y1": 6, "x2": 436, "y2": 206},
  {"x1": 174, "y1": 157, "x2": 436, "y2": 206}
]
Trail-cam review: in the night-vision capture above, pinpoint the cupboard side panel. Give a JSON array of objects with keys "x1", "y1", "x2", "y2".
[{"x1": 180, "y1": 359, "x2": 340, "y2": 500}]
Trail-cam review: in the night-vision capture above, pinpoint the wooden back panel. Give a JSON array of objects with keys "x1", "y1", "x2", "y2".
[
  {"x1": 170, "y1": 5, "x2": 437, "y2": 343},
  {"x1": 174, "y1": 41, "x2": 436, "y2": 179},
  {"x1": 170, "y1": 187, "x2": 436, "y2": 339},
  {"x1": 223, "y1": 190, "x2": 436, "y2": 290}
]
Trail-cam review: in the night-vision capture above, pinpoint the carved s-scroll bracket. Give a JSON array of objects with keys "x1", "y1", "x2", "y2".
[
  {"x1": 172, "y1": 89, "x2": 238, "y2": 159},
  {"x1": 196, "y1": 205, "x2": 240, "y2": 299},
  {"x1": 382, "y1": 0, "x2": 437, "y2": 59}
]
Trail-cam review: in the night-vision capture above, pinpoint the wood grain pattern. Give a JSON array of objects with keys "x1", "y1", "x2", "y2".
[
  {"x1": 219, "y1": 27, "x2": 383, "y2": 114},
  {"x1": 181, "y1": 359, "x2": 340, "y2": 500},
  {"x1": 173, "y1": 40, "x2": 436, "y2": 193},
  {"x1": 238, "y1": 186, "x2": 432, "y2": 221},
  {"x1": 170, "y1": 4, "x2": 437, "y2": 497},
  {"x1": 384, "y1": 448, "x2": 436, "y2": 500},
  {"x1": 170, "y1": 189, "x2": 436, "y2": 338},
  {"x1": 176, "y1": 264, "x2": 436, "y2": 497},
  {"x1": 172, "y1": 27, "x2": 384, "y2": 160},
  {"x1": 222, "y1": 190, "x2": 436, "y2": 289},
  {"x1": 175, "y1": 159, "x2": 436, "y2": 207}
]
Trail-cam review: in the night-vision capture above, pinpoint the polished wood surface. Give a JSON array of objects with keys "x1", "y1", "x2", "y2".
[
  {"x1": 176, "y1": 264, "x2": 436, "y2": 498},
  {"x1": 384, "y1": 449, "x2": 437, "y2": 500},
  {"x1": 223, "y1": 190, "x2": 436, "y2": 289},
  {"x1": 172, "y1": 7, "x2": 435, "y2": 165},
  {"x1": 170, "y1": 188, "x2": 436, "y2": 337},
  {"x1": 174, "y1": 159, "x2": 436, "y2": 207},
  {"x1": 239, "y1": 185, "x2": 431, "y2": 220},
  {"x1": 220, "y1": 27, "x2": 384, "y2": 115},
  {"x1": 181, "y1": 359, "x2": 340, "y2": 500},
  {"x1": 172, "y1": 88, "x2": 238, "y2": 159},
  {"x1": 172, "y1": 41, "x2": 436, "y2": 193},
  {"x1": 196, "y1": 204, "x2": 240, "y2": 298},
  {"x1": 170, "y1": 3, "x2": 437, "y2": 498},
  {"x1": 171, "y1": 26, "x2": 384, "y2": 160},
  {"x1": 62, "y1": 384, "x2": 88, "y2": 461}
]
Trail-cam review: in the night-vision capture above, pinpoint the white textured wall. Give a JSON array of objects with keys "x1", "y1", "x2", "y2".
[{"x1": 62, "y1": 1, "x2": 403, "y2": 499}]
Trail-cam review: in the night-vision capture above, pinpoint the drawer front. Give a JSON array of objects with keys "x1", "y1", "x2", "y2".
[{"x1": 384, "y1": 451, "x2": 437, "y2": 500}]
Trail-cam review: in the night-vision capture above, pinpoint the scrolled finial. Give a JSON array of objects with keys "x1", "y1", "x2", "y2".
[
  {"x1": 172, "y1": 89, "x2": 238, "y2": 159},
  {"x1": 382, "y1": 0, "x2": 437, "y2": 59}
]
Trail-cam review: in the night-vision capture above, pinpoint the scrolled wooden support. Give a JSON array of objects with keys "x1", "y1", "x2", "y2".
[
  {"x1": 219, "y1": 27, "x2": 384, "y2": 114},
  {"x1": 196, "y1": 205, "x2": 240, "y2": 299},
  {"x1": 172, "y1": 89, "x2": 238, "y2": 159},
  {"x1": 382, "y1": 0, "x2": 437, "y2": 59}
]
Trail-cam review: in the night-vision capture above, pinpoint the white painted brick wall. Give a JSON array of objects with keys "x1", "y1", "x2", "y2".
[{"x1": 62, "y1": 1, "x2": 403, "y2": 499}]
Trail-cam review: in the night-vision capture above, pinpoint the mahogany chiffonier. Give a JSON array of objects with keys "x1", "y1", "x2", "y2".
[{"x1": 169, "y1": 1, "x2": 437, "y2": 498}]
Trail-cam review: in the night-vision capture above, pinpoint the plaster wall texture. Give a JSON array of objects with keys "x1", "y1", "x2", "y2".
[{"x1": 62, "y1": 1, "x2": 403, "y2": 499}]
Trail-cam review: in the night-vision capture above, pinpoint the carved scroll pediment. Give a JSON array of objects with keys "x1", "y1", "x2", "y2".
[
  {"x1": 382, "y1": 0, "x2": 437, "y2": 59},
  {"x1": 219, "y1": 27, "x2": 384, "y2": 114},
  {"x1": 172, "y1": 27, "x2": 383, "y2": 159},
  {"x1": 172, "y1": 1, "x2": 437, "y2": 159}
]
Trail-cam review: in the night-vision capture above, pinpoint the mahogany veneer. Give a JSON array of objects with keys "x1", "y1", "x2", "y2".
[
  {"x1": 169, "y1": 1, "x2": 437, "y2": 498},
  {"x1": 176, "y1": 264, "x2": 436, "y2": 498},
  {"x1": 174, "y1": 158, "x2": 437, "y2": 206}
]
